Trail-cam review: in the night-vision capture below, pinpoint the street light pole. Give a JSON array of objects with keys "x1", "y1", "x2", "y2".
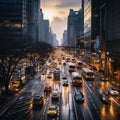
[{"x1": 99, "y1": 49, "x2": 101, "y2": 70}]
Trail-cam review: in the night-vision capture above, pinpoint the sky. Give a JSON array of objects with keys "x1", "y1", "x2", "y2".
[{"x1": 41, "y1": 0, "x2": 81, "y2": 44}]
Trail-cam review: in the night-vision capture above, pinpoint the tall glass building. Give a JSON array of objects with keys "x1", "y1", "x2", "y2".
[
  {"x1": 67, "y1": 9, "x2": 82, "y2": 47},
  {"x1": 100, "y1": 0, "x2": 120, "y2": 79},
  {"x1": 84, "y1": 0, "x2": 100, "y2": 56},
  {"x1": 0, "y1": 0, "x2": 28, "y2": 46}
]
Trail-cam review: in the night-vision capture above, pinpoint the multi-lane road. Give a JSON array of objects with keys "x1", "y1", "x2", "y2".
[{"x1": 0, "y1": 49, "x2": 120, "y2": 120}]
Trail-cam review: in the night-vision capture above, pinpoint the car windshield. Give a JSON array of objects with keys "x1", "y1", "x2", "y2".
[
  {"x1": 77, "y1": 93, "x2": 82, "y2": 98},
  {"x1": 53, "y1": 91, "x2": 58, "y2": 95},
  {"x1": 112, "y1": 88, "x2": 116, "y2": 90},
  {"x1": 49, "y1": 107, "x2": 56, "y2": 110}
]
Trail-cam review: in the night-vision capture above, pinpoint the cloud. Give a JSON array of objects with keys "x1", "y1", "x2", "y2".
[
  {"x1": 51, "y1": 17, "x2": 67, "y2": 40},
  {"x1": 41, "y1": 0, "x2": 81, "y2": 41},
  {"x1": 56, "y1": 0, "x2": 81, "y2": 8},
  {"x1": 59, "y1": 11, "x2": 66, "y2": 15},
  {"x1": 51, "y1": 16, "x2": 66, "y2": 23}
]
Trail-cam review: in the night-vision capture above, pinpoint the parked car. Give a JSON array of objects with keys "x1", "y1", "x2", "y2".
[
  {"x1": 32, "y1": 96, "x2": 43, "y2": 108},
  {"x1": 51, "y1": 90, "x2": 60, "y2": 100},
  {"x1": 108, "y1": 87, "x2": 119, "y2": 95},
  {"x1": 100, "y1": 92, "x2": 111, "y2": 104},
  {"x1": 47, "y1": 105, "x2": 58, "y2": 117},
  {"x1": 74, "y1": 91, "x2": 84, "y2": 103}
]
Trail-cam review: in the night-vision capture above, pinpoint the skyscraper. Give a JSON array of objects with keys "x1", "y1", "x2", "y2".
[
  {"x1": 0, "y1": 0, "x2": 28, "y2": 48},
  {"x1": 84, "y1": 0, "x2": 100, "y2": 61},
  {"x1": 67, "y1": 9, "x2": 81, "y2": 47}
]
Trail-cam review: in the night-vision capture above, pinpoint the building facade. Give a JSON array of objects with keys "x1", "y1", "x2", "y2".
[
  {"x1": 0, "y1": 0, "x2": 28, "y2": 48},
  {"x1": 62, "y1": 30, "x2": 67, "y2": 46},
  {"x1": 84, "y1": 0, "x2": 100, "y2": 62},
  {"x1": 67, "y1": 9, "x2": 81, "y2": 47},
  {"x1": 99, "y1": 0, "x2": 120, "y2": 80}
]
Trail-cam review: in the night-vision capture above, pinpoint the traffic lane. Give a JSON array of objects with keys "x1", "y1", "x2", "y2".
[
  {"x1": 71, "y1": 79, "x2": 97, "y2": 120},
  {"x1": 2, "y1": 78, "x2": 45, "y2": 120},
  {"x1": 85, "y1": 79, "x2": 120, "y2": 120},
  {"x1": 41, "y1": 75, "x2": 61, "y2": 120},
  {"x1": 3, "y1": 92, "x2": 32, "y2": 120},
  {"x1": 94, "y1": 73, "x2": 120, "y2": 111}
]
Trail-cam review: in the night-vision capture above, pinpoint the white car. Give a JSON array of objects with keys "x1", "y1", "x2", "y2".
[
  {"x1": 108, "y1": 87, "x2": 119, "y2": 95},
  {"x1": 51, "y1": 90, "x2": 60, "y2": 100}
]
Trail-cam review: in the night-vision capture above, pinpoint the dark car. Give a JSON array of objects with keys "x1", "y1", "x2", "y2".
[
  {"x1": 100, "y1": 92, "x2": 111, "y2": 104},
  {"x1": 44, "y1": 86, "x2": 51, "y2": 93},
  {"x1": 101, "y1": 75, "x2": 110, "y2": 81},
  {"x1": 63, "y1": 80, "x2": 68, "y2": 86},
  {"x1": 32, "y1": 96, "x2": 43, "y2": 108},
  {"x1": 74, "y1": 91, "x2": 84, "y2": 103}
]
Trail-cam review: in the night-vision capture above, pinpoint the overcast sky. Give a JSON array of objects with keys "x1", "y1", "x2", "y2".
[{"x1": 41, "y1": 0, "x2": 81, "y2": 43}]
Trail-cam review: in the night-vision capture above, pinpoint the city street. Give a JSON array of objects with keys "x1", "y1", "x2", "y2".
[{"x1": 0, "y1": 49, "x2": 120, "y2": 120}]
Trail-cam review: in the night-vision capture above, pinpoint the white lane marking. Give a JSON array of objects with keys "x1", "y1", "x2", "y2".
[
  {"x1": 85, "y1": 82, "x2": 92, "y2": 94},
  {"x1": 112, "y1": 98, "x2": 120, "y2": 107},
  {"x1": 87, "y1": 106, "x2": 94, "y2": 120}
]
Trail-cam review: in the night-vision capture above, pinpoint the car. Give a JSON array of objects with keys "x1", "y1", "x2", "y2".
[
  {"x1": 101, "y1": 75, "x2": 109, "y2": 81},
  {"x1": 56, "y1": 67, "x2": 60, "y2": 71},
  {"x1": 63, "y1": 62, "x2": 66, "y2": 66},
  {"x1": 41, "y1": 72, "x2": 45, "y2": 75},
  {"x1": 47, "y1": 74, "x2": 52, "y2": 79},
  {"x1": 59, "y1": 61, "x2": 61, "y2": 65},
  {"x1": 32, "y1": 96, "x2": 43, "y2": 108},
  {"x1": 63, "y1": 80, "x2": 68, "y2": 86},
  {"x1": 51, "y1": 90, "x2": 60, "y2": 100},
  {"x1": 108, "y1": 87, "x2": 119, "y2": 95},
  {"x1": 62, "y1": 75, "x2": 67, "y2": 80},
  {"x1": 74, "y1": 91, "x2": 84, "y2": 103},
  {"x1": 100, "y1": 92, "x2": 111, "y2": 103},
  {"x1": 44, "y1": 86, "x2": 51, "y2": 93},
  {"x1": 47, "y1": 105, "x2": 58, "y2": 117}
]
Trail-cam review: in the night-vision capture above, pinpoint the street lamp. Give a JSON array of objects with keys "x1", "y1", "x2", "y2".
[{"x1": 99, "y1": 49, "x2": 101, "y2": 70}]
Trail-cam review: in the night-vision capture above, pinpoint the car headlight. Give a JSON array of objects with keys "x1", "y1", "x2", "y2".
[
  {"x1": 103, "y1": 98, "x2": 105, "y2": 100},
  {"x1": 47, "y1": 111, "x2": 50, "y2": 114},
  {"x1": 54, "y1": 111, "x2": 57, "y2": 114}
]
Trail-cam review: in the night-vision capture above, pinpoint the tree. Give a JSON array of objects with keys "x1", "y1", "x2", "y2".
[
  {"x1": 0, "y1": 41, "x2": 28, "y2": 92},
  {"x1": 0, "y1": 41, "x2": 53, "y2": 92}
]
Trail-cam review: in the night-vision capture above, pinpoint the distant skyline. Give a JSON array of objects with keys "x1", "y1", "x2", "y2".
[{"x1": 41, "y1": 0, "x2": 81, "y2": 43}]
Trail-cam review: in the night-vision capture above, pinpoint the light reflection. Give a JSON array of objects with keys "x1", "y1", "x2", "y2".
[
  {"x1": 29, "y1": 101, "x2": 33, "y2": 120},
  {"x1": 101, "y1": 106, "x2": 106, "y2": 117},
  {"x1": 62, "y1": 87, "x2": 68, "y2": 105},
  {"x1": 109, "y1": 104, "x2": 115, "y2": 117}
]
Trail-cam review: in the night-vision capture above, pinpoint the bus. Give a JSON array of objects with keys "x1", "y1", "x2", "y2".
[
  {"x1": 76, "y1": 60, "x2": 83, "y2": 69},
  {"x1": 82, "y1": 68, "x2": 94, "y2": 80},
  {"x1": 68, "y1": 62, "x2": 76, "y2": 72},
  {"x1": 71, "y1": 72, "x2": 82, "y2": 86}
]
